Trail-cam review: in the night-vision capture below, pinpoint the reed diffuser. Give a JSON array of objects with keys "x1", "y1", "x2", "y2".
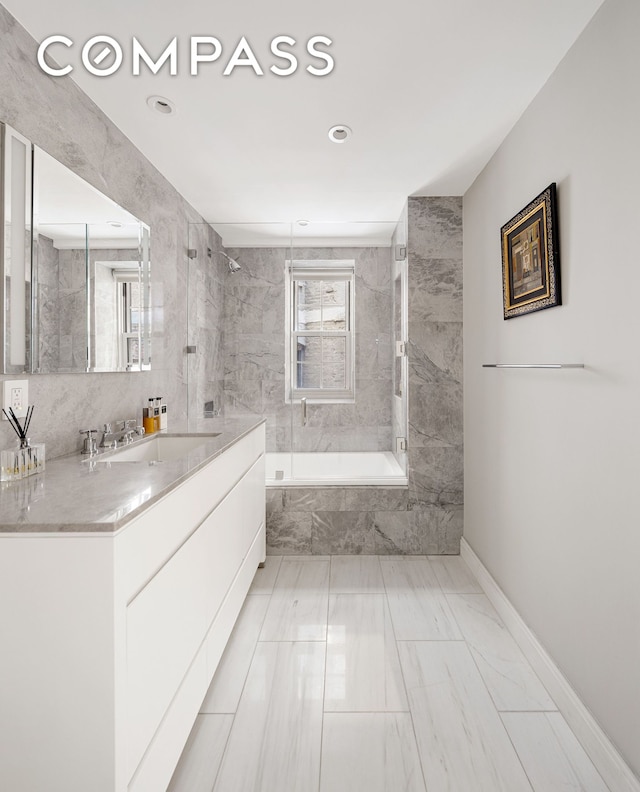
[{"x1": 1, "y1": 405, "x2": 45, "y2": 482}]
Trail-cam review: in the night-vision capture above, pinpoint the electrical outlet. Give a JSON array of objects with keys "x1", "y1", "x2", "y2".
[{"x1": 2, "y1": 379, "x2": 28, "y2": 419}]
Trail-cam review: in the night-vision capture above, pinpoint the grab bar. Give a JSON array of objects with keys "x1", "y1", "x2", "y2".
[
  {"x1": 301, "y1": 397, "x2": 307, "y2": 426},
  {"x1": 483, "y1": 364, "x2": 584, "y2": 369}
]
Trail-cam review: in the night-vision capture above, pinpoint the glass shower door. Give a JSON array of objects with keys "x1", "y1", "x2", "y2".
[
  {"x1": 186, "y1": 222, "x2": 294, "y2": 484},
  {"x1": 392, "y1": 209, "x2": 409, "y2": 478},
  {"x1": 186, "y1": 222, "x2": 224, "y2": 433}
]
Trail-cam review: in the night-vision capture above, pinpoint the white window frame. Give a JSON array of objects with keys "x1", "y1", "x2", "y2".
[
  {"x1": 99, "y1": 263, "x2": 146, "y2": 371},
  {"x1": 285, "y1": 260, "x2": 355, "y2": 402}
]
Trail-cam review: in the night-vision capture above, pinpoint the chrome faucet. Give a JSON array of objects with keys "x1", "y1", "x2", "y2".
[
  {"x1": 99, "y1": 423, "x2": 115, "y2": 449},
  {"x1": 99, "y1": 419, "x2": 143, "y2": 448},
  {"x1": 122, "y1": 418, "x2": 142, "y2": 444}
]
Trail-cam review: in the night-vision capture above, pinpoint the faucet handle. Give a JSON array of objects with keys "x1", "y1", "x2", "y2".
[
  {"x1": 103, "y1": 423, "x2": 112, "y2": 434},
  {"x1": 79, "y1": 429, "x2": 99, "y2": 455}
]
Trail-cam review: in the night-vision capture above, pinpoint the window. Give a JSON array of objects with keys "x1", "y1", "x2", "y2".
[
  {"x1": 111, "y1": 268, "x2": 144, "y2": 370},
  {"x1": 121, "y1": 279, "x2": 141, "y2": 369},
  {"x1": 287, "y1": 261, "x2": 355, "y2": 401}
]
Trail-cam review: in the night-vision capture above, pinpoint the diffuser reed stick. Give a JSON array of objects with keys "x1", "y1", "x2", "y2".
[{"x1": 2, "y1": 405, "x2": 34, "y2": 448}]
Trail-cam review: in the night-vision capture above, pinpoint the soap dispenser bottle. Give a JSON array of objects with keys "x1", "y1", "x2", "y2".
[
  {"x1": 143, "y1": 399, "x2": 156, "y2": 434},
  {"x1": 154, "y1": 397, "x2": 161, "y2": 432},
  {"x1": 159, "y1": 397, "x2": 168, "y2": 431}
]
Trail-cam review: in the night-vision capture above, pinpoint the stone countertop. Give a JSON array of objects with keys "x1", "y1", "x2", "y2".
[{"x1": 0, "y1": 418, "x2": 265, "y2": 534}]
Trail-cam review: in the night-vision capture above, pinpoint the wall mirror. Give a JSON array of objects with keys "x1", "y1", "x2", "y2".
[{"x1": 0, "y1": 122, "x2": 151, "y2": 374}]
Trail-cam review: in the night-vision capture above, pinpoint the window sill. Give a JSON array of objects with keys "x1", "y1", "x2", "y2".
[{"x1": 287, "y1": 396, "x2": 355, "y2": 405}]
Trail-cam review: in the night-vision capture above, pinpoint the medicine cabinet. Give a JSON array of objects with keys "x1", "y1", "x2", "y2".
[{"x1": 0, "y1": 122, "x2": 151, "y2": 373}]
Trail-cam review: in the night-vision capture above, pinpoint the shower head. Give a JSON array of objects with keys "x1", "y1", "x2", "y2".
[{"x1": 219, "y1": 250, "x2": 242, "y2": 274}]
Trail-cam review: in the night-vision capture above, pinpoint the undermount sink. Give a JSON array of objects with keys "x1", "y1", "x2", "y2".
[{"x1": 101, "y1": 434, "x2": 221, "y2": 463}]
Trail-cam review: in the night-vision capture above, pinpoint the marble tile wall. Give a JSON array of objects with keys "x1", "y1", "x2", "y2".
[
  {"x1": 222, "y1": 246, "x2": 393, "y2": 453},
  {"x1": 56, "y1": 248, "x2": 88, "y2": 372},
  {"x1": 266, "y1": 198, "x2": 463, "y2": 555},
  {"x1": 35, "y1": 235, "x2": 60, "y2": 372},
  {"x1": 406, "y1": 196, "x2": 463, "y2": 546},
  {"x1": 0, "y1": 5, "x2": 203, "y2": 458},
  {"x1": 92, "y1": 259, "x2": 117, "y2": 371}
]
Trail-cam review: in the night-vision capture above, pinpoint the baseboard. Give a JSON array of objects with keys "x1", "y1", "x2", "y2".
[{"x1": 460, "y1": 537, "x2": 640, "y2": 792}]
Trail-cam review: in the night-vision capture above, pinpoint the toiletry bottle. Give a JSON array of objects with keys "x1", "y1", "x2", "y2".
[
  {"x1": 154, "y1": 397, "x2": 161, "y2": 432},
  {"x1": 143, "y1": 399, "x2": 155, "y2": 434},
  {"x1": 160, "y1": 397, "x2": 168, "y2": 431}
]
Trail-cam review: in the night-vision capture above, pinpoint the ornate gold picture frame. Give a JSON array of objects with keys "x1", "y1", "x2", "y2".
[{"x1": 501, "y1": 183, "x2": 561, "y2": 319}]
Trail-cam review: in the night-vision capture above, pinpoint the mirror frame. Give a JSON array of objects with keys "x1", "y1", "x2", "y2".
[{"x1": 0, "y1": 123, "x2": 33, "y2": 374}]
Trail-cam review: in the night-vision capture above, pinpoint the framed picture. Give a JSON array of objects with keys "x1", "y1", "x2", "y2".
[{"x1": 501, "y1": 183, "x2": 561, "y2": 319}]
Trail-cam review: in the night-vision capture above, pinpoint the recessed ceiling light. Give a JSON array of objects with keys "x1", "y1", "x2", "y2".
[
  {"x1": 328, "y1": 125, "x2": 352, "y2": 143},
  {"x1": 146, "y1": 95, "x2": 176, "y2": 115},
  {"x1": 296, "y1": 219, "x2": 310, "y2": 226},
  {"x1": 107, "y1": 220, "x2": 123, "y2": 228}
]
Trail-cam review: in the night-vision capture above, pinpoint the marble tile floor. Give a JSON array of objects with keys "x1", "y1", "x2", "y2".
[{"x1": 168, "y1": 555, "x2": 610, "y2": 792}]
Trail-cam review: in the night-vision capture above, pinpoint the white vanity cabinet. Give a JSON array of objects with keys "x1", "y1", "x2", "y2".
[{"x1": 0, "y1": 422, "x2": 266, "y2": 792}]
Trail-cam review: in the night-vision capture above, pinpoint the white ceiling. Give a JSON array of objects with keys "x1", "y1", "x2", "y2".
[{"x1": 5, "y1": 0, "x2": 605, "y2": 234}]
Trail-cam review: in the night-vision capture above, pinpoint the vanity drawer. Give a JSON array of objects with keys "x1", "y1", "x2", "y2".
[
  {"x1": 126, "y1": 521, "x2": 208, "y2": 778},
  {"x1": 201, "y1": 455, "x2": 265, "y2": 622},
  {"x1": 125, "y1": 453, "x2": 265, "y2": 781},
  {"x1": 116, "y1": 424, "x2": 265, "y2": 602}
]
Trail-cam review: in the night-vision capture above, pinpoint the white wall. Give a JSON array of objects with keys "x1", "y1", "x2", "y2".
[{"x1": 463, "y1": 0, "x2": 640, "y2": 778}]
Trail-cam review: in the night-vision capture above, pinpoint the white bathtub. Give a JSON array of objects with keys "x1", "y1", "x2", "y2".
[{"x1": 265, "y1": 451, "x2": 408, "y2": 487}]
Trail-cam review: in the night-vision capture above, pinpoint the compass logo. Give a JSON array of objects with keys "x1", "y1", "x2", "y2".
[{"x1": 37, "y1": 35, "x2": 335, "y2": 78}]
